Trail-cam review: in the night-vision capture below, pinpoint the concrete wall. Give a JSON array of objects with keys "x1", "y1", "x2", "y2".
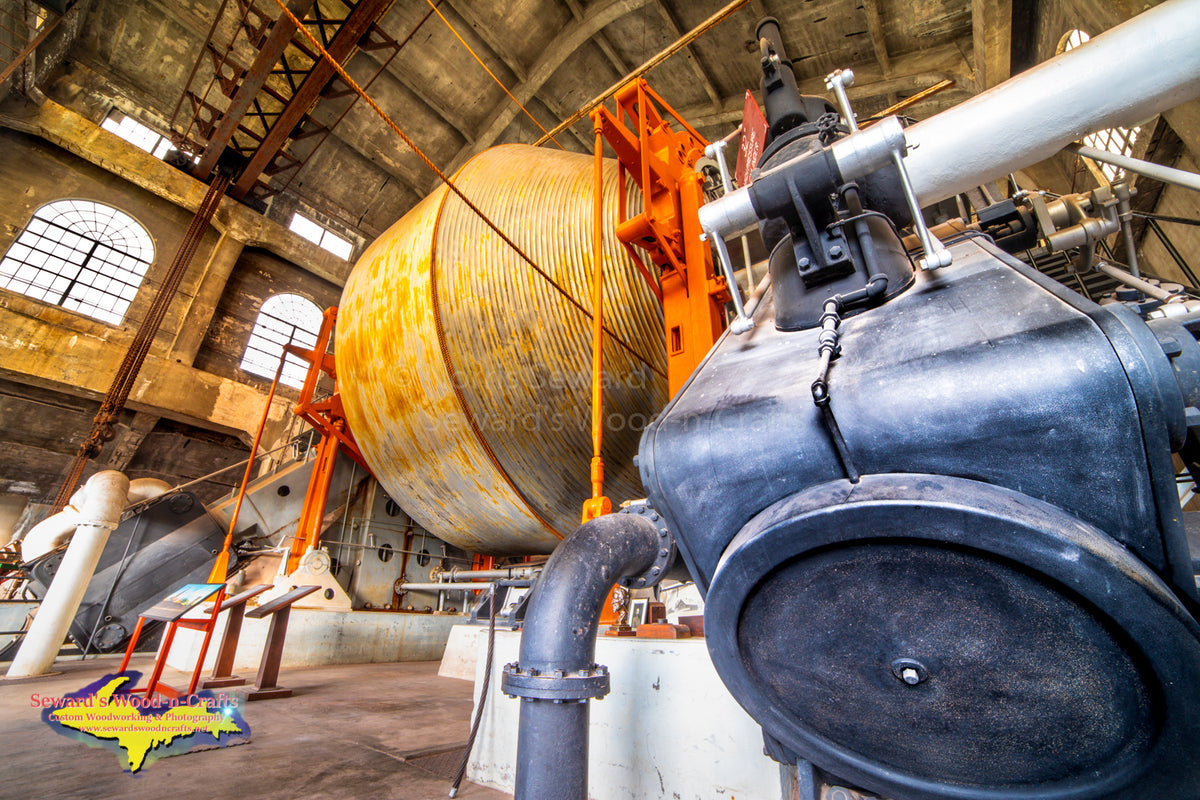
[
  {"x1": 193, "y1": 247, "x2": 341, "y2": 388},
  {"x1": 0, "y1": 100, "x2": 349, "y2": 524}
]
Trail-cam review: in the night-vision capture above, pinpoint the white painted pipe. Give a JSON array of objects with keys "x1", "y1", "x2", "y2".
[
  {"x1": 17, "y1": 478, "x2": 170, "y2": 562},
  {"x1": 1065, "y1": 142, "x2": 1200, "y2": 193},
  {"x1": 905, "y1": 0, "x2": 1200, "y2": 206},
  {"x1": 126, "y1": 477, "x2": 171, "y2": 505},
  {"x1": 6, "y1": 471, "x2": 129, "y2": 678},
  {"x1": 20, "y1": 508, "x2": 80, "y2": 562}
]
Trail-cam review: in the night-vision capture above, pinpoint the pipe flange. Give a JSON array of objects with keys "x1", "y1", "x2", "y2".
[
  {"x1": 501, "y1": 663, "x2": 610, "y2": 702},
  {"x1": 617, "y1": 504, "x2": 674, "y2": 589}
]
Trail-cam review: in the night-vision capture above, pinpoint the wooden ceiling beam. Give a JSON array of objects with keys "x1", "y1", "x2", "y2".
[
  {"x1": 971, "y1": 0, "x2": 1012, "y2": 90},
  {"x1": 434, "y1": 0, "x2": 654, "y2": 190},
  {"x1": 653, "y1": 0, "x2": 723, "y2": 111},
  {"x1": 862, "y1": 0, "x2": 894, "y2": 105}
]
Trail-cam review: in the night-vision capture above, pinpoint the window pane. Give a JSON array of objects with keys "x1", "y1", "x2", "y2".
[
  {"x1": 241, "y1": 293, "x2": 324, "y2": 389},
  {"x1": 0, "y1": 199, "x2": 153, "y2": 324}
]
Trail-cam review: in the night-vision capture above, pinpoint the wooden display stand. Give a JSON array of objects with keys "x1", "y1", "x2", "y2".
[
  {"x1": 242, "y1": 585, "x2": 320, "y2": 700},
  {"x1": 200, "y1": 584, "x2": 273, "y2": 689}
]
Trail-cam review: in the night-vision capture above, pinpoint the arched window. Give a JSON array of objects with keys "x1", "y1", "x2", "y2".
[
  {"x1": 0, "y1": 199, "x2": 155, "y2": 325},
  {"x1": 240, "y1": 293, "x2": 324, "y2": 389},
  {"x1": 1059, "y1": 29, "x2": 1140, "y2": 181}
]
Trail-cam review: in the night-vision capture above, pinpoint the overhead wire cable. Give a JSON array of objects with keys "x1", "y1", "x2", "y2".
[{"x1": 267, "y1": 0, "x2": 664, "y2": 378}]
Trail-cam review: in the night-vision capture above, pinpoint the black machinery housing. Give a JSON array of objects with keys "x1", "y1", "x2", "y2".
[{"x1": 636, "y1": 17, "x2": 1200, "y2": 800}]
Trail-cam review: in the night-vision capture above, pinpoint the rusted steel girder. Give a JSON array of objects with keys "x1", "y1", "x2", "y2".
[
  {"x1": 230, "y1": 0, "x2": 394, "y2": 198},
  {"x1": 193, "y1": 0, "x2": 317, "y2": 178}
]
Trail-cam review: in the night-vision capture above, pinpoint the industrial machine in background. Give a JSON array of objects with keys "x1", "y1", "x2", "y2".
[{"x1": 499, "y1": 2, "x2": 1200, "y2": 799}]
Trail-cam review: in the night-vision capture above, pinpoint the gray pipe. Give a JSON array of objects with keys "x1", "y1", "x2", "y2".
[
  {"x1": 904, "y1": 0, "x2": 1200, "y2": 206},
  {"x1": 398, "y1": 582, "x2": 497, "y2": 592},
  {"x1": 503, "y1": 512, "x2": 662, "y2": 800},
  {"x1": 442, "y1": 566, "x2": 542, "y2": 581},
  {"x1": 1094, "y1": 261, "x2": 1180, "y2": 303},
  {"x1": 1065, "y1": 142, "x2": 1200, "y2": 194}
]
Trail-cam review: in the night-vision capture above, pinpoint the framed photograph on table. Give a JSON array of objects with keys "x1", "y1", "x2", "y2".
[{"x1": 630, "y1": 598, "x2": 648, "y2": 628}]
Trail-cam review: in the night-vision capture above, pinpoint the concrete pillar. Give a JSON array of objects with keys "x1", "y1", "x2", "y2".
[
  {"x1": 6, "y1": 470, "x2": 129, "y2": 678},
  {"x1": 168, "y1": 232, "x2": 246, "y2": 366}
]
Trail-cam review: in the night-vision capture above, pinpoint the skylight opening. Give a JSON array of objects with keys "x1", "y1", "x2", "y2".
[
  {"x1": 288, "y1": 212, "x2": 354, "y2": 260},
  {"x1": 101, "y1": 110, "x2": 197, "y2": 164}
]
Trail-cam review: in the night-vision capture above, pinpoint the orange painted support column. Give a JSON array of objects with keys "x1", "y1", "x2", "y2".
[{"x1": 287, "y1": 420, "x2": 343, "y2": 572}]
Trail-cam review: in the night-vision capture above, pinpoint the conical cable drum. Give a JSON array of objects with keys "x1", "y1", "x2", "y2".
[{"x1": 337, "y1": 144, "x2": 668, "y2": 554}]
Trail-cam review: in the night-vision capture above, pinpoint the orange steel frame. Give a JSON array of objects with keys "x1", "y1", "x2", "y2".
[
  {"x1": 594, "y1": 78, "x2": 730, "y2": 397},
  {"x1": 583, "y1": 77, "x2": 731, "y2": 523},
  {"x1": 285, "y1": 306, "x2": 372, "y2": 573}
]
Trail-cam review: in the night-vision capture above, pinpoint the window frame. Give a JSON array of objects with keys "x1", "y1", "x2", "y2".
[
  {"x1": 0, "y1": 198, "x2": 156, "y2": 325},
  {"x1": 239, "y1": 293, "x2": 325, "y2": 390}
]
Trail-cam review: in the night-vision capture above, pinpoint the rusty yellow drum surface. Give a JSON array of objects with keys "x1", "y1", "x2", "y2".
[{"x1": 337, "y1": 145, "x2": 667, "y2": 554}]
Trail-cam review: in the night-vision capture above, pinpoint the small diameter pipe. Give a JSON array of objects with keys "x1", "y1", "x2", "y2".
[
  {"x1": 1095, "y1": 261, "x2": 1181, "y2": 303},
  {"x1": 441, "y1": 567, "x2": 541, "y2": 581},
  {"x1": 1066, "y1": 142, "x2": 1200, "y2": 194},
  {"x1": 7, "y1": 470, "x2": 129, "y2": 678},
  {"x1": 509, "y1": 512, "x2": 661, "y2": 800},
  {"x1": 583, "y1": 116, "x2": 609, "y2": 519},
  {"x1": 208, "y1": 353, "x2": 284, "y2": 583},
  {"x1": 399, "y1": 582, "x2": 500, "y2": 592}
]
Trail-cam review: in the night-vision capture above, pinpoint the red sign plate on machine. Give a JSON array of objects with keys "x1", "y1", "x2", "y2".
[{"x1": 735, "y1": 90, "x2": 768, "y2": 188}]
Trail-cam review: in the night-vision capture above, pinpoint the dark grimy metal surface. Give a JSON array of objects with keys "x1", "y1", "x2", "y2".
[
  {"x1": 703, "y1": 474, "x2": 1200, "y2": 800},
  {"x1": 641, "y1": 236, "x2": 1173, "y2": 592},
  {"x1": 27, "y1": 492, "x2": 226, "y2": 653}
]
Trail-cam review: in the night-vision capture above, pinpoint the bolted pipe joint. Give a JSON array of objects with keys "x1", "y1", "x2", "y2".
[{"x1": 503, "y1": 508, "x2": 667, "y2": 800}]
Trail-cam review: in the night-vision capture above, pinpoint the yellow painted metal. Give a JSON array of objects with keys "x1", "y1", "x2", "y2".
[{"x1": 337, "y1": 144, "x2": 667, "y2": 555}]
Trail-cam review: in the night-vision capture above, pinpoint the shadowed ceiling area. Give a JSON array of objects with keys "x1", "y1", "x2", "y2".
[{"x1": 51, "y1": 0, "x2": 986, "y2": 245}]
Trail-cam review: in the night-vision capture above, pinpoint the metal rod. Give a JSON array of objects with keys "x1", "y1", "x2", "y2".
[
  {"x1": 1147, "y1": 218, "x2": 1200, "y2": 288},
  {"x1": 1095, "y1": 260, "x2": 1179, "y2": 302},
  {"x1": 319, "y1": 540, "x2": 473, "y2": 562},
  {"x1": 864, "y1": 79, "x2": 956, "y2": 125},
  {"x1": 743, "y1": 269, "x2": 773, "y2": 318},
  {"x1": 1065, "y1": 142, "x2": 1200, "y2": 194},
  {"x1": 440, "y1": 567, "x2": 542, "y2": 580},
  {"x1": 0, "y1": 12, "x2": 59, "y2": 90},
  {"x1": 533, "y1": 0, "x2": 750, "y2": 147},
  {"x1": 119, "y1": 435, "x2": 296, "y2": 520},
  {"x1": 398, "y1": 582, "x2": 497, "y2": 592}
]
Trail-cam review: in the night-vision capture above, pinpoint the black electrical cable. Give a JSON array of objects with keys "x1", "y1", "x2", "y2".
[{"x1": 449, "y1": 584, "x2": 498, "y2": 798}]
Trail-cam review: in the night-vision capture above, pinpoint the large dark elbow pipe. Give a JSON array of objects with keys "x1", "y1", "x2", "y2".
[{"x1": 502, "y1": 508, "x2": 667, "y2": 800}]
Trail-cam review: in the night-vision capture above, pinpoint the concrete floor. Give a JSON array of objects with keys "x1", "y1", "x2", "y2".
[{"x1": 0, "y1": 655, "x2": 511, "y2": 800}]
